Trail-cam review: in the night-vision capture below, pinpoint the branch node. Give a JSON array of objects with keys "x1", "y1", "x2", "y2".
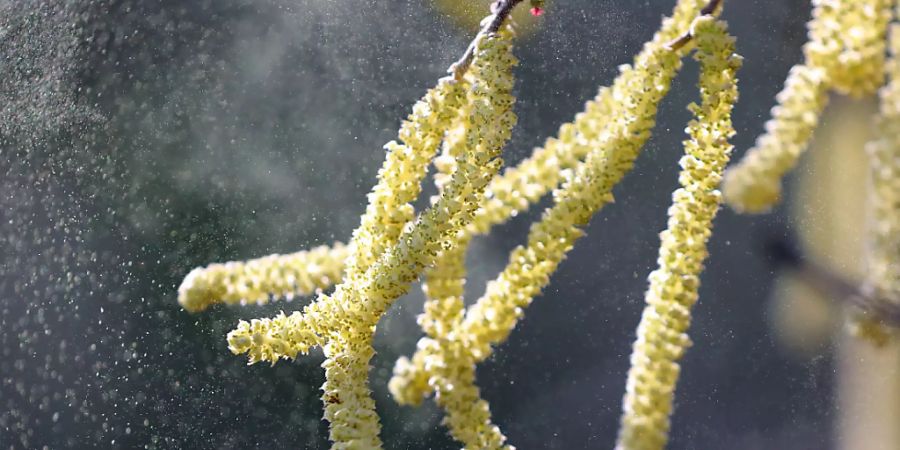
[
  {"x1": 664, "y1": 0, "x2": 724, "y2": 51},
  {"x1": 448, "y1": 0, "x2": 526, "y2": 80}
]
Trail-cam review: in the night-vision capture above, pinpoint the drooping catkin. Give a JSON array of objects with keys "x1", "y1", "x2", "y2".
[
  {"x1": 723, "y1": 0, "x2": 892, "y2": 213},
  {"x1": 617, "y1": 16, "x2": 741, "y2": 450},
  {"x1": 177, "y1": 243, "x2": 348, "y2": 312}
]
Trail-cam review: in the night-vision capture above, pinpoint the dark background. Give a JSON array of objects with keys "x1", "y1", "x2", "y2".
[{"x1": 1, "y1": 0, "x2": 838, "y2": 448}]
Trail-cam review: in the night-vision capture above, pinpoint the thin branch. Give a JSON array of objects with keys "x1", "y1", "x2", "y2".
[
  {"x1": 448, "y1": 0, "x2": 527, "y2": 80},
  {"x1": 795, "y1": 263, "x2": 900, "y2": 326},
  {"x1": 767, "y1": 238, "x2": 900, "y2": 327},
  {"x1": 700, "y1": 0, "x2": 725, "y2": 16},
  {"x1": 666, "y1": 0, "x2": 725, "y2": 50}
]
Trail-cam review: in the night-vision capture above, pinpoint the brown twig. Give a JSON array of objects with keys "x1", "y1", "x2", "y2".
[
  {"x1": 666, "y1": 0, "x2": 725, "y2": 50},
  {"x1": 448, "y1": 0, "x2": 527, "y2": 80},
  {"x1": 700, "y1": 0, "x2": 725, "y2": 16},
  {"x1": 795, "y1": 262, "x2": 900, "y2": 326},
  {"x1": 768, "y1": 238, "x2": 900, "y2": 327}
]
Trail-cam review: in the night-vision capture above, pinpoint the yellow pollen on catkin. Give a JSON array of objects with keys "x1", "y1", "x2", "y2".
[{"x1": 616, "y1": 16, "x2": 741, "y2": 450}]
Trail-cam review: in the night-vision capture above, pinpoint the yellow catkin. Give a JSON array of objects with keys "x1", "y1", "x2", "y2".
[
  {"x1": 227, "y1": 28, "x2": 518, "y2": 450},
  {"x1": 398, "y1": 108, "x2": 473, "y2": 407},
  {"x1": 408, "y1": 110, "x2": 474, "y2": 418},
  {"x1": 806, "y1": 0, "x2": 892, "y2": 98},
  {"x1": 403, "y1": 69, "x2": 503, "y2": 449},
  {"x1": 616, "y1": 17, "x2": 741, "y2": 450},
  {"x1": 721, "y1": 65, "x2": 828, "y2": 213},
  {"x1": 851, "y1": 24, "x2": 900, "y2": 345},
  {"x1": 722, "y1": 0, "x2": 892, "y2": 213},
  {"x1": 176, "y1": 243, "x2": 348, "y2": 312},
  {"x1": 390, "y1": 2, "x2": 715, "y2": 448}
]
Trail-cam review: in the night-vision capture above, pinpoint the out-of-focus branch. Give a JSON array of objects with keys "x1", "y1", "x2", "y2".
[
  {"x1": 448, "y1": 0, "x2": 527, "y2": 80},
  {"x1": 766, "y1": 237, "x2": 900, "y2": 326}
]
